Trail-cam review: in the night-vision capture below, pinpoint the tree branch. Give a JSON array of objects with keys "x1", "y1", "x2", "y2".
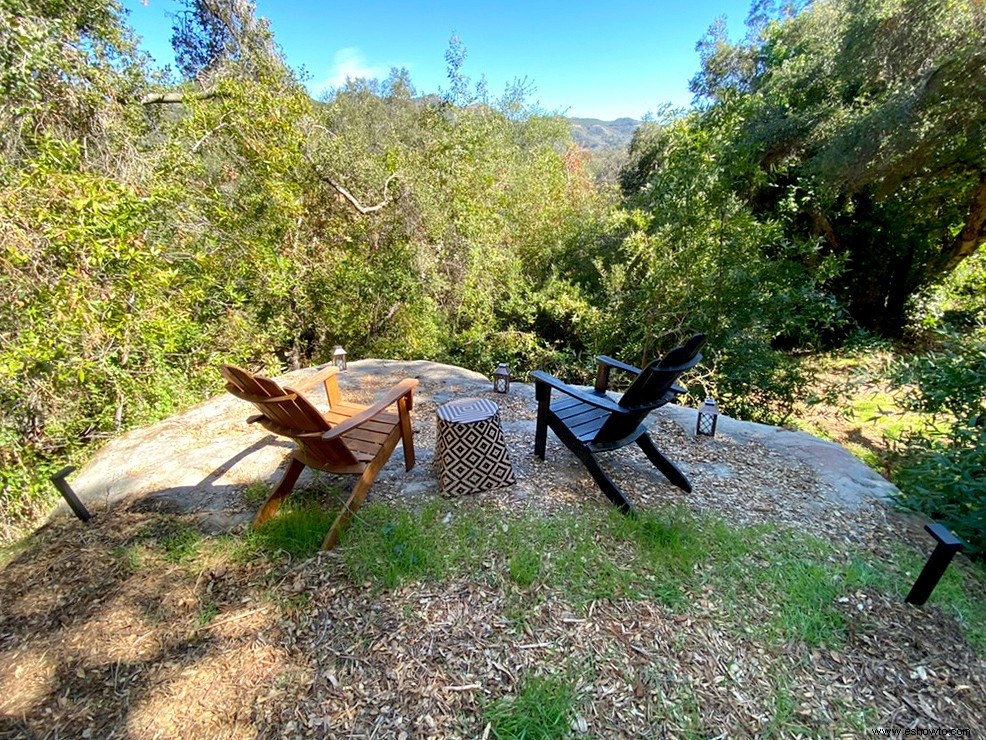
[
  {"x1": 323, "y1": 173, "x2": 400, "y2": 215},
  {"x1": 140, "y1": 89, "x2": 223, "y2": 105},
  {"x1": 926, "y1": 172, "x2": 986, "y2": 279},
  {"x1": 808, "y1": 203, "x2": 843, "y2": 253},
  {"x1": 191, "y1": 113, "x2": 231, "y2": 154}
]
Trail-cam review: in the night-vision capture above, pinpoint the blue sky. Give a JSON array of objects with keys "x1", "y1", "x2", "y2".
[{"x1": 122, "y1": 0, "x2": 753, "y2": 120}]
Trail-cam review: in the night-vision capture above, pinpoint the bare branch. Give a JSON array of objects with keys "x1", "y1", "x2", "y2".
[
  {"x1": 323, "y1": 173, "x2": 400, "y2": 215},
  {"x1": 926, "y1": 172, "x2": 986, "y2": 278},
  {"x1": 140, "y1": 89, "x2": 222, "y2": 105},
  {"x1": 191, "y1": 113, "x2": 232, "y2": 154}
]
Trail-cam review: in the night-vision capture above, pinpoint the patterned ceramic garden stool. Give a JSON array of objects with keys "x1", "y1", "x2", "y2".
[{"x1": 435, "y1": 397, "x2": 516, "y2": 496}]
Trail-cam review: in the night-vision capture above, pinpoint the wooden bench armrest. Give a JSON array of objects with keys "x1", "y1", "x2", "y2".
[
  {"x1": 289, "y1": 364, "x2": 343, "y2": 405},
  {"x1": 321, "y1": 378, "x2": 419, "y2": 440},
  {"x1": 531, "y1": 371, "x2": 625, "y2": 413}
]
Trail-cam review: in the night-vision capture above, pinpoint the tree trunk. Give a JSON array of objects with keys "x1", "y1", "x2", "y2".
[{"x1": 925, "y1": 172, "x2": 986, "y2": 279}]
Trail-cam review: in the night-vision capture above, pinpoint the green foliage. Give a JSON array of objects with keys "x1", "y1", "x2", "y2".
[
  {"x1": 0, "y1": 136, "x2": 228, "y2": 523},
  {"x1": 0, "y1": 0, "x2": 145, "y2": 164},
  {"x1": 611, "y1": 112, "x2": 839, "y2": 421},
  {"x1": 890, "y1": 330, "x2": 986, "y2": 556},
  {"x1": 894, "y1": 429, "x2": 985, "y2": 557},
  {"x1": 690, "y1": 0, "x2": 986, "y2": 334},
  {"x1": 484, "y1": 674, "x2": 577, "y2": 740}
]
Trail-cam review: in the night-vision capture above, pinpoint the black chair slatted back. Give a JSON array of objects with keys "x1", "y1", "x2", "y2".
[{"x1": 594, "y1": 333, "x2": 706, "y2": 444}]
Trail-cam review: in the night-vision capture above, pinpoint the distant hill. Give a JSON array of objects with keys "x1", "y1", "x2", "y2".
[{"x1": 567, "y1": 117, "x2": 641, "y2": 151}]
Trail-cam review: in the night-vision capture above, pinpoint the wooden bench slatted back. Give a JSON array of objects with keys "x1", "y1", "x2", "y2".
[{"x1": 220, "y1": 365, "x2": 361, "y2": 469}]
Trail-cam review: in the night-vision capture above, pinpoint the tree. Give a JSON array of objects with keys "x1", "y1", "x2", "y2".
[
  {"x1": 169, "y1": 0, "x2": 280, "y2": 80},
  {"x1": 689, "y1": 0, "x2": 986, "y2": 334},
  {"x1": 0, "y1": 0, "x2": 144, "y2": 162},
  {"x1": 615, "y1": 111, "x2": 838, "y2": 420}
]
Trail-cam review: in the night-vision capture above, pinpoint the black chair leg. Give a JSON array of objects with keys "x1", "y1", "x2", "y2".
[
  {"x1": 548, "y1": 416, "x2": 635, "y2": 514},
  {"x1": 534, "y1": 383, "x2": 550, "y2": 459},
  {"x1": 636, "y1": 433, "x2": 692, "y2": 492},
  {"x1": 578, "y1": 450, "x2": 635, "y2": 514}
]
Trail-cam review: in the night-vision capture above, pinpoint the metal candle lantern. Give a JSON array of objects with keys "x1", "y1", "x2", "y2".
[
  {"x1": 332, "y1": 345, "x2": 348, "y2": 372},
  {"x1": 493, "y1": 363, "x2": 510, "y2": 393},
  {"x1": 696, "y1": 398, "x2": 718, "y2": 437}
]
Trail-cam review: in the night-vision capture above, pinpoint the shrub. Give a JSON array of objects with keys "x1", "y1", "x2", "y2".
[{"x1": 891, "y1": 332, "x2": 986, "y2": 557}]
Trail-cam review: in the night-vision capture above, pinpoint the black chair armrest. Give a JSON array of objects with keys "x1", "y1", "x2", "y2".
[
  {"x1": 594, "y1": 355, "x2": 642, "y2": 393},
  {"x1": 532, "y1": 371, "x2": 626, "y2": 413},
  {"x1": 596, "y1": 355, "x2": 642, "y2": 375}
]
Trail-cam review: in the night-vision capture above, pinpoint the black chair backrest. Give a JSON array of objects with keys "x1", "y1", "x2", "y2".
[
  {"x1": 593, "y1": 333, "x2": 706, "y2": 445},
  {"x1": 618, "y1": 334, "x2": 706, "y2": 410}
]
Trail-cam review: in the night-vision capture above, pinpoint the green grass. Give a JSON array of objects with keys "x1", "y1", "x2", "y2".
[
  {"x1": 246, "y1": 502, "x2": 337, "y2": 559},
  {"x1": 113, "y1": 544, "x2": 142, "y2": 573},
  {"x1": 708, "y1": 529, "x2": 891, "y2": 648},
  {"x1": 161, "y1": 525, "x2": 202, "y2": 564},
  {"x1": 331, "y1": 498, "x2": 986, "y2": 656},
  {"x1": 197, "y1": 598, "x2": 219, "y2": 626},
  {"x1": 341, "y1": 504, "x2": 707, "y2": 606},
  {"x1": 128, "y1": 518, "x2": 203, "y2": 564},
  {"x1": 341, "y1": 501, "x2": 452, "y2": 588},
  {"x1": 508, "y1": 546, "x2": 542, "y2": 588},
  {"x1": 242, "y1": 479, "x2": 272, "y2": 508},
  {"x1": 763, "y1": 671, "x2": 815, "y2": 738},
  {"x1": 484, "y1": 674, "x2": 577, "y2": 740}
]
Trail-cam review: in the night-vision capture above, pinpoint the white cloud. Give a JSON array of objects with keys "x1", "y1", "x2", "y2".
[{"x1": 315, "y1": 48, "x2": 390, "y2": 92}]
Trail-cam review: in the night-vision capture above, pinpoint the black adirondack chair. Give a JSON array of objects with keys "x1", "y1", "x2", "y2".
[{"x1": 532, "y1": 334, "x2": 706, "y2": 513}]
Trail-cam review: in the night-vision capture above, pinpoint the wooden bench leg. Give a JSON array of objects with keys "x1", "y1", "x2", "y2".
[
  {"x1": 322, "y1": 426, "x2": 403, "y2": 550},
  {"x1": 253, "y1": 456, "x2": 305, "y2": 526},
  {"x1": 398, "y1": 396, "x2": 415, "y2": 471}
]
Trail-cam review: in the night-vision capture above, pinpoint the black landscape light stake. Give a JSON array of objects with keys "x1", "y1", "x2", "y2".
[
  {"x1": 50, "y1": 465, "x2": 92, "y2": 523},
  {"x1": 696, "y1": 398, "x2": 718, "y2": 437},
  {"x1": 905, "y1": 523, "x2": 964, "y2": 606},
  {"x1": 493, "y1": 363, "x2": 510, "y2": 394}
]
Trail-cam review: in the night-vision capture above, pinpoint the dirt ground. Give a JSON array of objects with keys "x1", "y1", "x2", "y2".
[{"x1": 1, "y1": 499, "x2": 984, "y2": 739}]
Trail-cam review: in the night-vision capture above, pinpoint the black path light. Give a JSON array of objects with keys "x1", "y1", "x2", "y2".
[
  {"x1": 905, "y1": 523, "x2": 964, "y2": 606},
  {"x1": 696, "y1": 398, "x2": 719, "y2": 437},
  {"x1": 50, "y1": 466, "x2": 92, "y2": 522},
  {"x1": 493, "y1": 363, "x2": 510, "y2": 394}
]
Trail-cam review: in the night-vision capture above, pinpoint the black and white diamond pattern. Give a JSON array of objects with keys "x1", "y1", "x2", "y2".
[{"x1": 435, "y1": 398, "x2": 516, "y2": 497}]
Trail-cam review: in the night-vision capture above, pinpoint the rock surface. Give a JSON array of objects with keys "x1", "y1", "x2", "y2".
[{"x1": 57, "y1": 360, "x2": 899, "y2": 539}]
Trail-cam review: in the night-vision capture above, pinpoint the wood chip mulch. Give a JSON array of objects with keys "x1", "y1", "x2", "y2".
[{"x1": 1, "y1": 368, "x2": 984, "y2": 738}]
